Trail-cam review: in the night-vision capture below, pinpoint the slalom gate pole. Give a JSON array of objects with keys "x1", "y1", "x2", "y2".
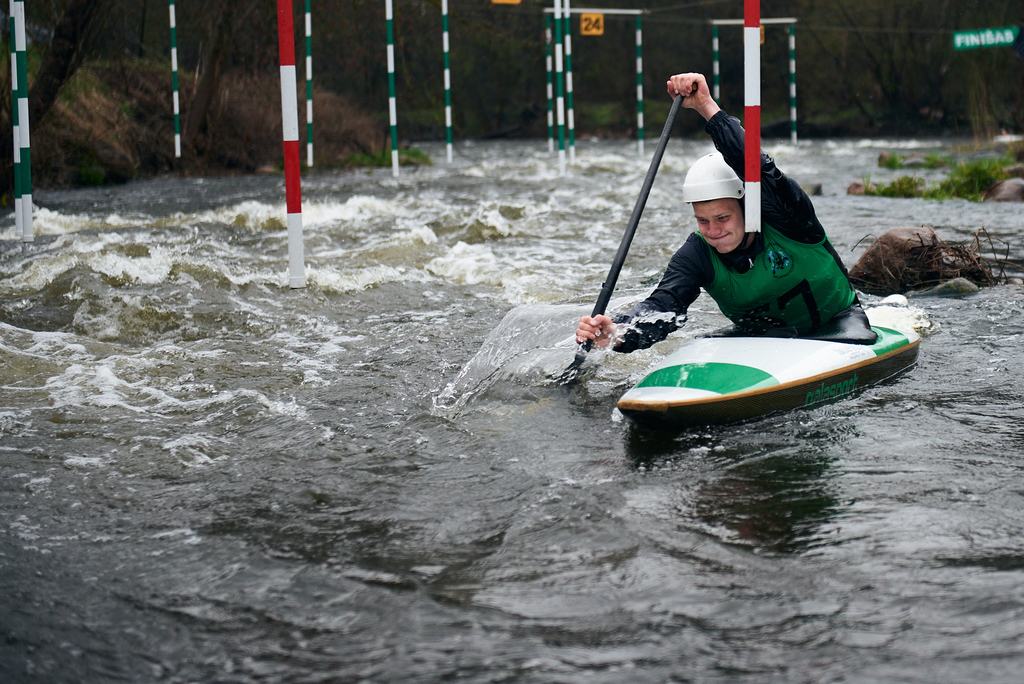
[
  {"x1": 743, "y1": 0, "x2": 761, "y2": 233},
  {"x1": 304, "y1": 0, "x2": 313, "y2": 167},
  {"x1": 563, "y1": 0, "x2": 575, "y2": 164},
  {"x1": 788, "y1": 23, "x2": 797, "y2": 145},
  {"x1": 441, "y1": 0, "x2": 453, "y2": 163},
  {"x1": 553, "y1": 0, "x2": 566, "y2": 176},
  {"x1": 545, "y1": 14, "x2": 554, "y2": 153},
  {"x1": 8, "y1": 6, "x2": 22, "y2": 240},
  {"x1": 385, "y1": 0, "x2": 399, "y2": 177},
  {"x1": 276, "y1": 0, "x2": 306, "y2": 288},
  {"x1": 711, "y1": 24, "x2": 720, "y2": 100},
  {"x1": 168, "y1": 0, "x2": 181, "y2": 158},
  {"x1": 635, "y1": 14, "x2": 644, "y2": 157},
  {"x1": 13, "y1": 0, "x2": 31, "y2": 242},
  {"x1": 712, "y1": 17, "x2": 798, "y2": 149}
]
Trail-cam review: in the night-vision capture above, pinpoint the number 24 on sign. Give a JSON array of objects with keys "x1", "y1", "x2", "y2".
[{"x1": 581, "y1": 13, "x2": 604, "y2": 36}]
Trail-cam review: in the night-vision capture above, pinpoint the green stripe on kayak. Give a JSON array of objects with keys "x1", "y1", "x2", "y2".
[
  {"x1": 871, "y1": 327, "x2": 911, "y2": 356},
  {"x1": 636, "y1": 362, "x2": 779, "y2": 395}
]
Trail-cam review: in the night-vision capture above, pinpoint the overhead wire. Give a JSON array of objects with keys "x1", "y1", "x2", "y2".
[{"x1": 411, "y1": 0, "x2": 1015, "y2": 36}]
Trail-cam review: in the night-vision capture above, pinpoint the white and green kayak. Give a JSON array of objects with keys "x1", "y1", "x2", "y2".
[{"x1": 617, "y1": 325, "x2": 920, "y2": 427}]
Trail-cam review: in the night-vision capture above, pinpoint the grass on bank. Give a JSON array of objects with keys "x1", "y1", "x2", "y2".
[
  {"x1": 877, "y1": 152, "x2": 950, "y2": 170},
  {"x1": 865, "y1": 157, "x2": 1013, "y2": 201}
]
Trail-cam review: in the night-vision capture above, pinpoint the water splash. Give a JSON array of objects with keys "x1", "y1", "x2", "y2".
[
  {"x1": 865, "y1": 294, "x2": 935, "y2": 335},
  {"x1": 431, "y1": 295, "x2": 676, "y2": 415},
  {"x1": 432, "y1": 303, "x2": 585, "y2": 416}
]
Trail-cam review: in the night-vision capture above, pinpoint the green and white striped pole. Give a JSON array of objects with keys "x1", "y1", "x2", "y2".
[
  {"x1": 441, "y1": 0, "x2": 452, "y2": 163},
  {"x1": 385, "y1": 0, "x2": 399, "y2": 177},
  {"x1": 168, "y1": 0, "x2": 180, "y2": 158},
  {"x1": 711, "y1": 23, "x2": 720, "y2": 100},
  {"x1": 552, "y1": 0, "x2": 566, "y2": 176},
  {"x1": 635, "y1": 14, "x2": 644, "y2": 157},
  {"x1": 13, "y1": 0, "x2": 31, "y2": 242},
  {"x1": 788, "y1": 23, "x2": 797, "y2": 145},
  {"x1": 544, "y1": 14, "x2": 553, "y2": 153},
  {"x1": 562, "y1": 0, "x2": 575, "y2": 164},
  {"x1": 304, "y1": 0, "x2": 313, "y2": 167},
  {"x1": 8, "y1": 7, "x2": 22, "y2": 239}
]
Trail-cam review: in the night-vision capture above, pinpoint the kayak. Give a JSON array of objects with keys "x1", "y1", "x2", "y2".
[{"x1": 617, "y1": 324, "x2": 920, "y2": 427}]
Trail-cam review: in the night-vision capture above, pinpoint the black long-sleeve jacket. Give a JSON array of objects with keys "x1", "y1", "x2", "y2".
[{"x1": 613, "y1": 109, "x2": 851, "y2": 352}]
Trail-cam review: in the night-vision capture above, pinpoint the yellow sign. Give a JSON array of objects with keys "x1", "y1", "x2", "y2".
[
  {"x1": 580, "y1": 13, "x2": 605, "y2": 36},
  {"x1": 760, "y1": 25, "x2": 765, "y2": 44},
  {"x1": 491, "y1": 0, "x2": 521, "y2": 4}
]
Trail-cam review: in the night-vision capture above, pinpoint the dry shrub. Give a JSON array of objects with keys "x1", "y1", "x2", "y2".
[
  {"x1": 32, "y1": 60, "x2": 182, "y2": 185},
  {"x1": 207, "y1": 74, "x2": 383, "y2": 171},
  {"x1": 33, "y1": 65, "x2": 151, "y2": 185},
  {"x1": 31, "y1": 61, "x2": 385, "y2": 186},
  {"x1": 310, "y1": 90, "x2": 385, "y2": 164},
  {"x1": 203, "y1": 73, "x2": 283, "y2": 171},
  {"x1": 849, "y1": 226, "x2": 1006, "y2": 295}
]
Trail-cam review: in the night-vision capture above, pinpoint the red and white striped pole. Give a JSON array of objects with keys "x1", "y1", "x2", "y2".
[
  {"x1": 743, "y1": 0, "x2": 761, "y2": 233},
  {"x1": 276, "y1": 0, "x2": 306, "y2": 288}
]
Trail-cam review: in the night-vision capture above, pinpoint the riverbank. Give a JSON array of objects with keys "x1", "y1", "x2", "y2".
[
  {"x1": 8, "y1": 54, "x2": 1023, "y2": 193},
  {"x1": 851, "y1": 143, "x2": 1024, "y2": 201},
  {"x1": 25, "y1": 58, "x2": 398, "y2": 190}
]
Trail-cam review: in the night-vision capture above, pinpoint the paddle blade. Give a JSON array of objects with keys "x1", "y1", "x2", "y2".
[{"x1": 555, "y1": 342, "x2": 592, "y2": 385}]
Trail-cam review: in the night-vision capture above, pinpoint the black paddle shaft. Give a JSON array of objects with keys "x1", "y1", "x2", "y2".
[
  {"x1": 588, "y1": 95, "x2": 682, "y2": 319},
  {"x1": 572, "y1": 94, "x2": 682, "y2": 366}
]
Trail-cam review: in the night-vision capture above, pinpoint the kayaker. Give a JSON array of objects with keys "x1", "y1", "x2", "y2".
[{"x1": 575, "y1": 71, "x2": 876, "y2": 352}]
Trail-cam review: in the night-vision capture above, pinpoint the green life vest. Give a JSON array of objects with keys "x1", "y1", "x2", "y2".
[{"x1": 700, "y1": 224, "x2": 856, "y2": 334}]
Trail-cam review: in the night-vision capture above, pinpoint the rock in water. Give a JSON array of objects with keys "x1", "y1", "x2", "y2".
[
  {"x1": 983, "y1": 177, "x2": 1024, "y2": 202},
  {"x1": 879, "y1": 294, "x2": 909, "y2": 306},
  {"x1": 920, "y1": 277, "x2": 980, "y2": 296},
  {"x1": 800, "y1": 182, "x2": 823, "y2": 196}
]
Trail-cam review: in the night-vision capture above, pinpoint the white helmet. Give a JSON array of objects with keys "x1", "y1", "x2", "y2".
[{"x1": 682, "y1": 152, "x2": 744, "y2": 203}]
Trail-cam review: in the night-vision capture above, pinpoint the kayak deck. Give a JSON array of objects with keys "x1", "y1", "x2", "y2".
[{"x1": 617, "y1": 326, "x2": 920, "y2": 427}]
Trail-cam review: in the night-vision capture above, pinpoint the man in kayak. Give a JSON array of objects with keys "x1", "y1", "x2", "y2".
[{"x1": 575, "y1": 72, "x2": 876, "y2": 352}]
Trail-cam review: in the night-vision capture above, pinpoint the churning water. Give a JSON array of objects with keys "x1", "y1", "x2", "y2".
[{"x1": 2, "y1": 136, "x2": 1024, "y2": 682}]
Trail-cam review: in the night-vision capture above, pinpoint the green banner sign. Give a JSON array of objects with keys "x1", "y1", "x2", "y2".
[{"x1": 953, "y1": 26, "x2": 1020, "y2": 51}]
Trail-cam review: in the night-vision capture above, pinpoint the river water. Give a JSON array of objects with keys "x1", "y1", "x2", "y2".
[{"x1": 2, "y1": 137, "x2": 1023, "y2": 682}]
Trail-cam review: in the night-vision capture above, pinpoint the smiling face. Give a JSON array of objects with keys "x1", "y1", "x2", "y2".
[{"x1": 693, "y1": 198, "x2": 746, "y2": 253}]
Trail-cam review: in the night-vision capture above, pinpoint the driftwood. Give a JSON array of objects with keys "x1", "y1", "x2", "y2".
[{"x1": 849, "y1": 226, "x2": 1012, "y2": 295}]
